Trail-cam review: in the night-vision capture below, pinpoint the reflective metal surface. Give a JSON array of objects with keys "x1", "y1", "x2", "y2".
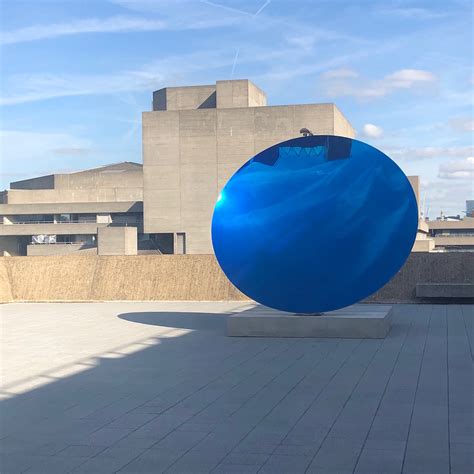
[{"x1": 212, "y1": 136, "x2": 418, "y2": 313}]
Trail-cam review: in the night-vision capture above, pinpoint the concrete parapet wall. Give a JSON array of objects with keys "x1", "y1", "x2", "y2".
[
  {"x1": 366, "y1": 252, "x2": 474, "y2": 303},
  {"x1": 0, "y1": 255, "x2": 246, "y2": 302},
  {"x1": 0, "y1": 258, "x2": 13, "y2": 301},
  {"x1": 0, "y1": 253, "x2": 472, "y2": 303}
]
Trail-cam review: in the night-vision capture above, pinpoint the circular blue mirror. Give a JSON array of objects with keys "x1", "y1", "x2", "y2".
[{"x1": 212, "y1": 135, "x2": 418, "y2": 313}]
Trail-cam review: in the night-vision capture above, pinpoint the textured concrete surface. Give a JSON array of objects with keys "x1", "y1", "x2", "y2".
[
  {"x1": 366, "y1": 251, "x2": 474, "y2": 303},
  {"x1": 1, "y1": 252, "x2": 473, "y2": 304},
  {"x1": 416, "y1": 283, "x2": 474, "y2": 298},
  {"x1": 3, "y1": 162, "x2": 143, "y2": 205},
  {"x1": 0, "y1": 255, "x2": 247, "y2": 303},
  {"x1": 0, "y1": 301, "x2": 472, "y2": 473},
  {"x1": 227, "y1": 304, "x2": 393, "y2": 338},
  {"x1": 98, "y1": 227, "x2": 138, "y2": 256}
]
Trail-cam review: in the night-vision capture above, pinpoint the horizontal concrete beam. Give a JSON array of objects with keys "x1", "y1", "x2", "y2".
[{"x1": 0, "y1": 201, "x2": 143, "y2": 215}]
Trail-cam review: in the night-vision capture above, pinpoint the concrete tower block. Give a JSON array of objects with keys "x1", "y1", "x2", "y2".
[{"x1": 216, "y1": 80, "x2": 267, "y2": 109}]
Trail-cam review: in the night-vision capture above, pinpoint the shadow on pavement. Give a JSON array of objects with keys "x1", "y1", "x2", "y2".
[{"x1": 118, "y1": 311, "x2": 228, "y2": 333}]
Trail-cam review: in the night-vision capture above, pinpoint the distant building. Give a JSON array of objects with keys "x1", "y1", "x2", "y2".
[
  {"x1": 0, "y1": 79, "x2": 433, "y2": 256},
  {"x1": 467, "y1": 200, "x2": 474, "y2": 217},
  {"x1": 407, "y1": 175, "x2": 434, "y2": 252},
  {"x1": 0, "y1": 162, "x2": 144, "y2": 256},
  {"x1": 428, "y1": 217, "x2": 474, "y2": 251}
]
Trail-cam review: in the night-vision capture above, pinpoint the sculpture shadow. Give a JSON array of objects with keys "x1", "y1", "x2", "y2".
[{"x1": 118, "y1": 310, "x2": 229, "y2": 333}]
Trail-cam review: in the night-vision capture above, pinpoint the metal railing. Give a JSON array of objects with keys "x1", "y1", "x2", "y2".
[
  {"x1": 4, "y1": 220, "x2": 97, "y2": 225},
  {"x1": 434, "y1": 233, "x2": 474, "y2": 238},
  {"x1": 29, "y1": 242, "x2": 96, "y2": 246},
  {"x1": 2, "y1": 219, "x2": 143, "y2": 225}
]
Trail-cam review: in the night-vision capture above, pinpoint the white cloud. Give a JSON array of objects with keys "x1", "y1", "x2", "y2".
[
  {"x1": 438, "y1": 157, "x2": 474, "y2": 179},
  {"x1": 0, "y1": 16, "x2": 167, "y2": 45},
  {"x1": 384, "y1": 69, "x2": 436, "y2": 88},
  {"x1": 384, "y1": 145, "x2": 473, "y2": 161},
  {"x1": 378, "y1": 7, "x2": 448, "y2": 20},
  {"x1": 0, "y1": 50, "x2": 234, "y2": 105},
  {"x1": 449, "y1": 117, "x2": 474, "y2": 133},
  {"x1": 320, "y1": 68, "x2": 436, "y2": 100},
  {"x1": 422, "y1": 179, "x2": 473, "y2": 218},
  {"x1": 0, "y1": 3, "x2": 250, "y2": 46},
  {"x1": 360, "y1": 123, "x2": 383, "y2": 138},
  {"x1": 321, "y1": 68, "x2": 359, "y2": 80}
]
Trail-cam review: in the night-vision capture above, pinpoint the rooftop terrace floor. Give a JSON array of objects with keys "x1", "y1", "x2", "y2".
[{"x1": 0, "y1": 302, "x2": 472, "y2": 473}]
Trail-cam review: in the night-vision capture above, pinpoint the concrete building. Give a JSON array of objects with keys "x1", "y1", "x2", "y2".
[
  {"x1": 0, "y1": 162, "x2": 144, "y2": 256},
  {"x1": 143, "y1": 79, "x2": 355, "y2": 254},
  {"x1": 428, "y1": 217, "x2": 474, "y2": 251},
  {"x1": 466, "y1": 199, "x2": 474, "y2": 217},
  {"x1": 1, "y1": 79, "x2": 433, "y2": 256},
  {"x1": 408, "y1": 176, "x2": 435, "y2": 252}
]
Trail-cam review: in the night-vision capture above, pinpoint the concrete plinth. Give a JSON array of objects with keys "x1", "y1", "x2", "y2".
[{"x1": 227, "y1": 304, "x2": 393, "y2": 338}]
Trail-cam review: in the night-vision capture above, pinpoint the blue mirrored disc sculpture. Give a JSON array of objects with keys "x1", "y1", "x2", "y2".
[{"x1": 211, "y1": 135, "x2": 418, "y2": 313}]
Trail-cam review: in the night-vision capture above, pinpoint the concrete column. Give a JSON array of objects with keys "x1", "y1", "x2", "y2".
[{"x1": 98, "y1": 227, "x2": 137, "y2": 255}]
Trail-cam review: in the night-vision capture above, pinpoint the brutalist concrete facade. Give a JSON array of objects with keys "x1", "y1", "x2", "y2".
[
  {"x1": 143, "y1": 79, "x2": 355, "y2": 254},
  {"x1": 0, "y1": 162, "x2": 143, "y2": 256}
]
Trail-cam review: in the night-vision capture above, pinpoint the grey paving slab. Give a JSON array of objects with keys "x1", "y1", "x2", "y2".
[
  {"x1": 354, "y1": 448, "x2": 405, "y2": 474},
  {"x1": 0, "y1": 301, "x2": 472, "y2": 474},
  {"x1": 259, "y1": 454, "x2": 313, "y2": 473}
]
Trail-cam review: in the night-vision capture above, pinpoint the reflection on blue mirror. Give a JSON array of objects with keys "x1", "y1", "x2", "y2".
[{"x1": 212, "y1": 135, "x2": 418, "y2": 313}]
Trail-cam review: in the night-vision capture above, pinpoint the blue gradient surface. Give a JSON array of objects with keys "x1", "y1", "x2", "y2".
[{"x1": 211, "y1": 136, "x2": 418, "y2": 313}]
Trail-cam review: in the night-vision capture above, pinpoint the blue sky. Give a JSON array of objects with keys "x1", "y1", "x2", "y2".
[{"x1": 0, "y1": 0, "x2": 472, "y2": 217}]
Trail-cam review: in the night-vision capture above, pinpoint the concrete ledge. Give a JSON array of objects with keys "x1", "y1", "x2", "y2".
[
  {"x1": 227, "y1": 304, "x2": 393, "y2": 338},
  {"x1": 416, "y1": 283, "x2": 474, "y2": 298}
]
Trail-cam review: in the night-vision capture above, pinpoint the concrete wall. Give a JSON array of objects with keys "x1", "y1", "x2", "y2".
[
  {"x1": 154, "y1": 85, "x2": 217, "y2": 111},
  {"x1": 0, "y1": 222, "x2": 108, "y2": 237},
  {"x1": 3, "y1": 187, "x2": 143, "y2": 205},
  {"x1": 98, "y1": 227, "x2": 137, "y2": 256},
  {"x1": 412, "y1": 237, "x2": 435, "y2": 252},
  {"x1": 0, "y1": 258, "x2": 13, "y2": 302},
  {"x1": 153, "y1": 80, "x2": 267, "y2": 112},
  {"x1": 434, "y1": 236, "x2": 474, "y2": 247},
  {"x1": 1, "y1": 252, "x2": 472, "y2": 303},
  {"x1": 216, "y1": 80, "x2": 267, "y2": 108},
  {"x1": 408, "y1": 176, "x2": 420, "y2": 213},
  {"x1": 27, "y1": 243, "x2": 97, "y2": 256},
  {"x1": 11, "y1": 175, "x2": 55, "y2": 190},
  {"x1": 0, "y1": 255, "x2": 246, "y2": 302},
  {"x1": 0, "y1": 201, "x2": 142, "y2": 216},
  {"x1": 143, "y1": 96, "x2": 355, "y2": 254},
  {"x1": 366, "y1": 252, "x2": 474, "y2": 303},
  {"x1": 4, "y1": 163, "x2": 143, "y2": 204},
  {"x1": 428, "y1": 217, "x2": 474, "y2": 230}
]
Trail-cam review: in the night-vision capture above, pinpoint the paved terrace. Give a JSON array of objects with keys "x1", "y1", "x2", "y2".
[{"x1": 0, "y1": 302, "x2": 472, "y2": 474}]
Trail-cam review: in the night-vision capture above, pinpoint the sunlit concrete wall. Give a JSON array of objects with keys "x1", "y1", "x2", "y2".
[
  {"x1": 0, "y1": 255, "x2": 246, "y2": 302},
  {"x1": 3, "y1": 163, "x2": 143, "y2": 204},
  {"x1": 98, "y1": 227, "x2": 137, "y2": 256},
  {"x1": 1, "y1": 252, "x2": 472, "y2": 303}
]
